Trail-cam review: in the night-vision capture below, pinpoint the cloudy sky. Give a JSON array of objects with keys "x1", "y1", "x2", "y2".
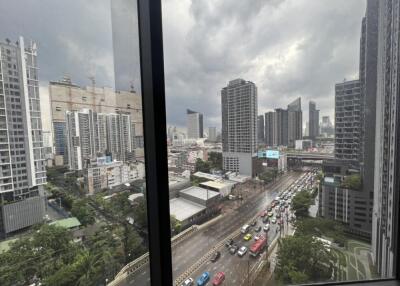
[{"x1": 0, "y1": 0, "x2": 366, "y2": 131}]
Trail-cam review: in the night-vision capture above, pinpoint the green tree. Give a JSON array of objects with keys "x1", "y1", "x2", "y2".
[
  {"x1": 341, "y1": 174, "x2": 361, "y2": 190},
  {"x1": 71, "y1": 199, "x2": 95, "y2": 226},
  {"x1": 170, "y1": 215, "x2": 182, "y2": 235},
  {"x1": 195, "y1": 158, "x2": 211, "y2": 173},
  {"x1": 291, "y1": 190, "x2": 313, "y2": 218},
  {"x1": 276, "y1": 235, "x2": 335, "y2": 284},
  {"x1": 208, "y1": 152, "x2": 222, "y2": 170},
  {"x1": 132, "y1": 197, "x2": 148, "y2": 228}
]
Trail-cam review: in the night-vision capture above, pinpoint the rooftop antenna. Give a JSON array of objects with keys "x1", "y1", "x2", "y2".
[{"x1": 130, "y1": 80, "x2": 136, "y2": 93}]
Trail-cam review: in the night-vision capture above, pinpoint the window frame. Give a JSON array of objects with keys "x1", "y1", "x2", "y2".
[{"x1": 136, "y1": 1, "x2": 400, "y2": 286}]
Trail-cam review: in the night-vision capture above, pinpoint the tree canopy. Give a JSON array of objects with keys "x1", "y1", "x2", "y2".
[
  {"x1": 291, "y1": 190, "x2": 314, "y2": 218},
  {"x1": 275, "y1": 235, "x2": 335, "y2": 284},
  {"x1": 341, "y1": 174, "x2": 362, "y2": 190}
]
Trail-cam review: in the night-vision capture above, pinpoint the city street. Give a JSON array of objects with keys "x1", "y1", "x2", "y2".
[{"x1": 124, "y1": 171, "x2": 302, "y2": 286}]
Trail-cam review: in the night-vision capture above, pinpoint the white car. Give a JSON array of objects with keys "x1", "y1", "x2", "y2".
[
  {"x1": 263, "y1": 224, "x2": 270, "y2": 232},
  {"x1": 181, "y1": 277, "x2": 194, "y2": 286},
  {"x1": 237, "y1": 246, "x2": 248, "y2": 257},
  {"x1": 271, "y1": 218, "x2": 277, "y2": 224},
  {"x1": 254, "y1": 234, "x2": 261, "y2": 241}
]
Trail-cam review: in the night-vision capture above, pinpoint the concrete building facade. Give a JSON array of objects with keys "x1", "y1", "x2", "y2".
[
  {"x1": 264, "y1": 112, "x2": 274, "y2": 146},
  {"x1": 186, "y1": 109, "x2": 203, "y2": 139},
  {"x1": 0, "y1": 37, "x2": 47, "y2": 236},
  {"x1": 221, "y1": 79, "x2": 257, "y2": 176},
  {"x1": 309, "y1": 101, "x2": 320, "y2": 139},
  {"x1": 287, "y1": 98, "x2": 303, "y2": 148},
  {"x1": 257, "y1": 115, "x2": 264, "y2": 145}
]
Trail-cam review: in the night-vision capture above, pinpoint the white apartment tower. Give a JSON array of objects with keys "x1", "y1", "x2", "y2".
[
  {"x1": 221, "y1": 79, "x2": 257, "y2": 176},
  {"x1": 186, "y1": 109, "x2": 203, "y2": 139},
  {"x1": 0, "y1": 37, "x2": 47, "y2": 236}
]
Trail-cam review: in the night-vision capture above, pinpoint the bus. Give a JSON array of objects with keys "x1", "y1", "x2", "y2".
[{"x1": 249, "y1": 235, "x2": 267, "y2": 257}]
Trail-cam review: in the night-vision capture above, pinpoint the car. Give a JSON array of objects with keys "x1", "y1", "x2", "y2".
[
  {"x1": 271, "y1": 202, "x2": 275, "y2": 207},
  {"x1": 212, "y1": 272, "x2": 225, "y2": 286},
  {"x1": 229, "y1": 244, "x2": 239, "y2": 254},
  {"x1": 255, "y1": 226, "x2": 261, "y2": 232},
  {"x1": 210, "y1": 251, "x2": 221, "y2": 262},
  {"x1": 260, "y1": 211, "x2": 266, "y2": 217},
  {"x1": 244, "y1": 233, "x2": 252, "y2": 241},
  {"x1": 263, "y1": 224, "x2": 270, "y2": 232},
  {"x1": 225, "y1": 238, "x2": 234, "y2": 248},
  {"x1": 237, "y1": 246, "x2": 248, "y2": 257},
  {"x1": 271, "y1": 218, "x2": 277, "y2": 224},
  {"x1": 181, "y1": 278, "x2": 194, "y2": 286},
  {"x1": 276, "y1": 213, "x2": 281, "y2": 219},
  {"x1": 241, "y1": 224, "x2": 250, "y2": 234},
  {"x1": 196, "y1": 272, "x2": 210, "y2": 286},
  {"x1": 267, "y1": 206, "x2": 272, "y2": 212},
  {"x1": 250, "y1": 220, "x2": 257, "y2": 226},
  {"x1": 254, "y1": 234, "x2": 261, "y2": 241},
  {"x1": 262, "y1": 216, "x2": 269, "y2": 223},
  {"x1": 268, "y1": 212, "x2": 273, "y2": 217},
  {"x1": 275, "y1": 206, "x2": 279, "y2": 211},
  {"x1": 279, "y1": 219, "x2": 284, "y2": 225}
]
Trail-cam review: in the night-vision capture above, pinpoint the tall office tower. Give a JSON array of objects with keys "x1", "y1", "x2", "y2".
[
  {"x1": 320, "y1": 116, "x2": 334, "y2": 136},
  {"x1": 372, "y1": 0, "x2": 400, "y2": 277},
  {"x1": 221, "y1": 79, "x2": 257, "y2": 176},
  {"x1": 309, "y1": 101, "x2": 320, "y2": 139},
  {"x1": 49, "y1": 79, "x2": 144, "y2": 164},
  {"x1": 0, "y1": 37, "x2": 47, "y2": 236},
  {"x1": 264, "y1": 112, "x2": 274, "y2": 146},
  {"x1": 257, "y1": 115, "x2": 265, "y2": 144},
  {"x1": 186, "y1": 109, "x2": 203, "y2": 139},
  {"x1": 287, "y1": 98, "x2": 303, "y2": 147},
  {"x1": 208, "y1": 127, "x2": 217, "y2": 142},
  {"x1": 334, "y1": 80, "x2": 361, "y2": 163},
  {"x1": 273, "y1": 108, "x2": 288, "y2": 146}
]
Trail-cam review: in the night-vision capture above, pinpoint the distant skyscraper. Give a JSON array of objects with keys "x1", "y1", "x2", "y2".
[
  {"x1": 264, "y1": 112, "x2": 274, "y2": 146},
  {"x1": 309, "y1": 101, "x2": 320, "y2": 139},
  {"x1": 320, "y1": 116, "x2": 334, "y2": 136},
  {"x1": 273, "y1": 108, "x2": 288, "y2": 146},
  {"x1": 372, "y1": 0, "x2": 399, "y2": 277},
  {"x1": 257, "y1": 115, "x2": 264, "y2": 144},
  {"x1": 0, "y1": 37, "x2": 47, "y2": 236},
  {"x1": 66, "y1": 109, "x2": 134, "y2": 170},
  {"x1": 221, "y1": 79, "x2": 257, "y2": 176},
  {"x1": 287, "y1": 98, "x2": 303, "y2": 147},
  {"x1": 334, "y1": 80, "x2": 361, "y2": 162},
  {"x1": 208, "y1": 127, "x2": 217, "y2": 142},
  {"x1": 186, "y1": 109, "x2": 203, "y2": 139}
]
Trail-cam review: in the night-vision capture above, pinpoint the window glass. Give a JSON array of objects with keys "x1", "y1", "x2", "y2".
[
  {"x1": 0, "y1": 1, "x2": 150, "y2": 286},
  {"x1": 161, "y1": 0, "x2": 397, "y2": 285}
]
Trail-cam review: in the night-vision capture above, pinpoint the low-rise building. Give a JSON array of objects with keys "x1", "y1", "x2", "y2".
[
  {"x1": 295, "y1": 139, "x2": 313, "y2": 150},
  {"x1": 199, "y1": 180, "x2": 235, "y2": 197}
]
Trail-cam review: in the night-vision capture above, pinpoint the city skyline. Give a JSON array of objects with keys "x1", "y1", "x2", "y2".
[{"x1": 0, "y1": 0, "x2": 366, "y2": 129}]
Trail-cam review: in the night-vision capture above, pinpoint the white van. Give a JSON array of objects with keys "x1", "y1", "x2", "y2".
[{"x1": 241, "y1": 224, "x2": 250, "y2": 234}]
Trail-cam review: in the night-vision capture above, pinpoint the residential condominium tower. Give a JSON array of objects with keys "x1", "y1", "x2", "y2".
[
  {"x1": 287, "y1": 97, "x2": 303, "y2": 147},
  {"x1": 257, "y1": 115, "x2": 264, "y2": 144},
  {"x1": 221, "y1": 79, "x2": 257, "y2": 176},
  {"x1": 0, "y1": 37, "x2": 47, "y2": 236},
  {"x1": 264, "y1": 111, "x2": 274, "y2": 146},
  {"x1": 186, "y1": 109, "x2": 203, "y2": 139}
]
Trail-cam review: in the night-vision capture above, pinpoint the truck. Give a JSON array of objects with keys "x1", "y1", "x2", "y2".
[{"x1": 249, "y1": 235, "x2": 267, "y2": 257}]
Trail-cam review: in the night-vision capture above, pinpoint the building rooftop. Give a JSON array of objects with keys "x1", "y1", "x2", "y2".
[
  {"x1": 180, "y1": 186, "x2": 220, "y2": 201},
  {"x1": 169, "y1": 198, "x2": 206, "y2": 221},
  {"x1": 49, "y1": 217, "x2": 81, "y2": 229},
  {"x1": 200, "y1": 180, "x2": 234, "y2": 190},
  {"x1": 128, "y1": 193, "x2": 144, "y2": 202},
  {"x1": 192, "y1": 171, "x2": 221, "y2": 181}
]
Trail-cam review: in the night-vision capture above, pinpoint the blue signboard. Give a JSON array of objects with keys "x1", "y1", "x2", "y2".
[{"x1": 266, "y1": 150, "x2": 280, "y2": 159}]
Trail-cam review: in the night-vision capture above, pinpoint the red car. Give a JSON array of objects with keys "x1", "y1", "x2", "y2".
[
  {"x1": 212, "y1": 272, "x2": 225, "y2": 285},
  {"x1": 260, "y1": 211, "x2": 266, "y2": 217}
]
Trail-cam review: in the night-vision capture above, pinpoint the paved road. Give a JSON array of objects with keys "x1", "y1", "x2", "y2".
[{"x1": 123, "y1": 171, "x2": 302, "y2": 286}]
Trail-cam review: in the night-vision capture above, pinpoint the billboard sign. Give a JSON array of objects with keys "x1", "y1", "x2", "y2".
[{"x1": 266, "y1": 150, "x2": 280, "y2": 159}]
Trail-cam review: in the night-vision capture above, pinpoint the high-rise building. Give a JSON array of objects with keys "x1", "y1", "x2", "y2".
[
  {"x1": 264, "y1": 112, "x2": 274, "y2": 146},
  {"x1": 320, "y1": 116, "x2": 334, "y2": 136},
  {"x1": 49, "y1": 79, "x2": 144, "y2": 164},
  {"x1": 273, "y1": 108, "x2": 288, "y2": 146},
  {"x1": 334, "y1": 79, "x2": 361, "y2": 163},
  {"x1": 372, "y1": 0, "x2": 400, "y2": 277},
  {"x1": 66, "y1": 109, "x2": 134, "y2": 170},
  {"x1": 208, "y1": 127, "x2": 217, "y2": 142},
  {"x1": 287, "y1": 98, "x2": 303, "y2": 147},
  {"x1": 309, "y1": 101, "x2": 320, "y2": 139},
  {"x1": 257, "y1": 115, "x2": 264, "y2": 144},
  {"x1": 0, "y1": 37, "x2": 47, "y2": 236},
  {"x1": 186, "y1": 109, "x2": 203, "y2": 139},
  {"x1": 221, "y1": 79, "x2": 257, "y2": 176}
]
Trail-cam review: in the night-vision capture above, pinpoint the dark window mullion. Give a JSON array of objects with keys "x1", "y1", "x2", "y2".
[{"x1": 137, "y1": 0, "x2": 172, "y2": 285}]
